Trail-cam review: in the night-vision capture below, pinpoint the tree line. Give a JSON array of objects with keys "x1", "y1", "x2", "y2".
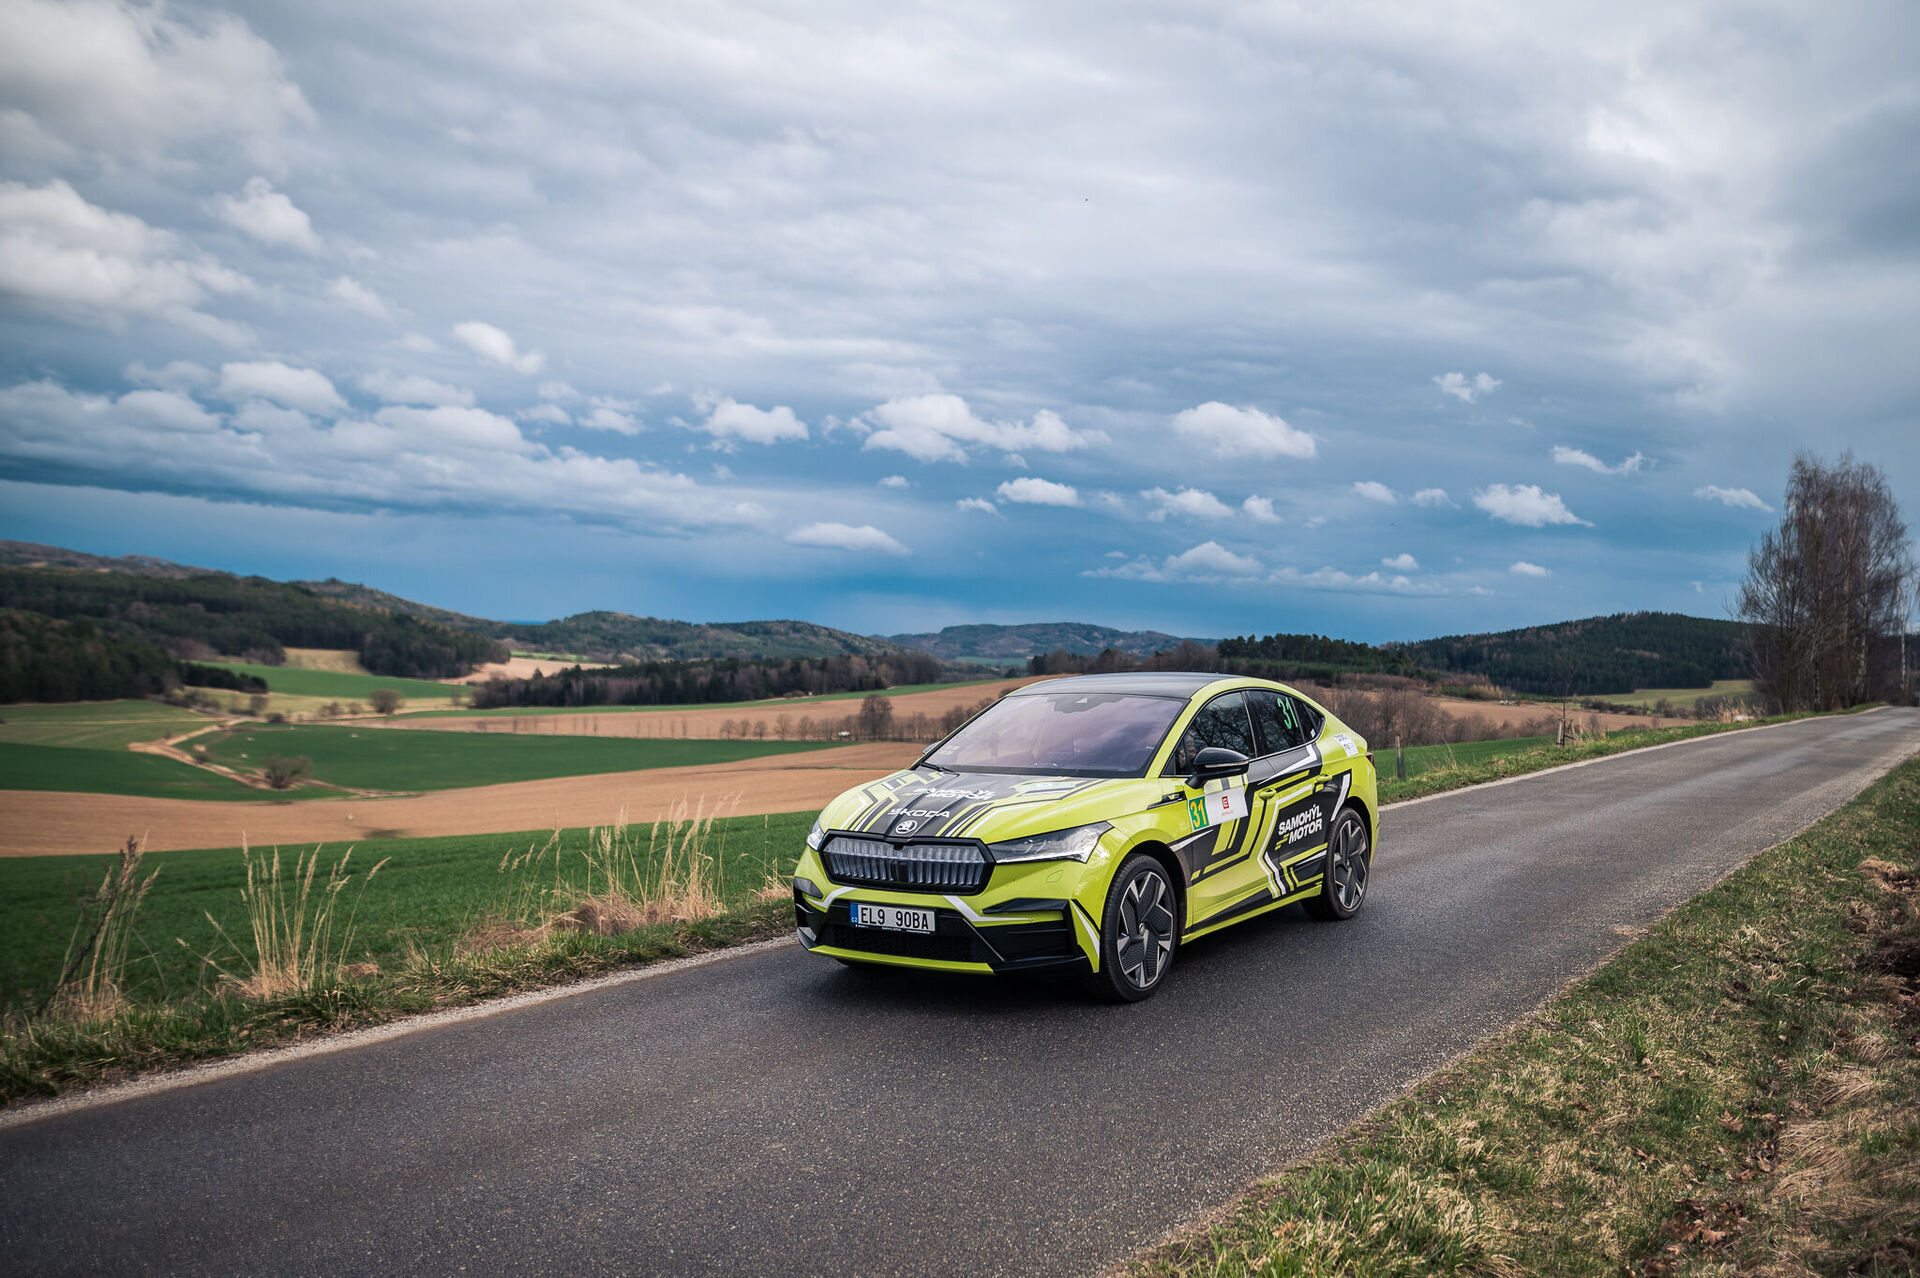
[
  {"x1": 469, "y1": 650, "x2": 948, "y2": 709},
  {"x1": 0, "y1": 610, "x2": 178, "y2": 703}
]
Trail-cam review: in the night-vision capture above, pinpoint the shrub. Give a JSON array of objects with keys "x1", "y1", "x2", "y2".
[{"x1": 261, "y1": 755, "x2": 312, "y2": 790}]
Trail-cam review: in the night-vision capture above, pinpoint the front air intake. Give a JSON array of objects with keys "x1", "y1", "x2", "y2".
[{"x1": 821, "y1": 836, "x2": 990, "y2": 895}]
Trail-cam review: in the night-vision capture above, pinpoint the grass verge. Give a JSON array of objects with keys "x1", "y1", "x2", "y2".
[{"x1": 1129, "y1": 755, "x2": 1920, "y2": 1278}]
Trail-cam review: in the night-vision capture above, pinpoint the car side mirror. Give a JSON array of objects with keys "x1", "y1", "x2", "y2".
[{"x1": 1185, "y1": 746, "x2": 1249, "y2": 791}]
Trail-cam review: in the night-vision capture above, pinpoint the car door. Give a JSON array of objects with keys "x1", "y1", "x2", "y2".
[
  {"x1": 1163, "y1": 690, "x2": 1263, "y2": 925},
  {"x1": 1244, "y1": 690, "x2": 1335, "y2": 901}
]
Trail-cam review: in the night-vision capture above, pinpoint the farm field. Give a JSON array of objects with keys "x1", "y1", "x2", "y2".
[
  {"x1": 0, "y1": 810, "x2": 814, "y2": 1015},
  {"x1": 200, "y1": 725, "x2": 835, "y2": 792},
  {"x1": 0, "y1": 741, "x2": 922, "y2": 855},
  {"x1": 0, "y1": 700, "x2": 211, "y2": 749},
  {"x1": 1391, "y1": 735, "x2": 1551, "y2": 779},
  {"x1": 385, "y1": 677, "x2": 1033, "y2": 738},
  {"x1": 1601, "y1": 679, "x2": 1756, "y2": 709},
  {"x1": 396, "y1": 676, "x2": 1018, "y2": 718},
  {"x1": 205, "y1": 661, "x2": 466, "y2": 704},
  {"x1": 0, "y1": 740, "x2": 285, "y2": 801}
]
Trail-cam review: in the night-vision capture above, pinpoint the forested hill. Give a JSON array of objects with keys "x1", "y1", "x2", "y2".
[
  {"x1": 1392, "y1": 612, "x2": 1746, "y2": 695},
  {"x1": 0, "y1": 541, "x2": 215, "y2": 578},
  {"x1": 296, "y1": 582, "x2": 906, "y2": 663},
  {"x1": 0, "y1": 567, "x2": 505, "y2": 680},
  {"x1": 889, "y1": 622, "x2": 1203, "y2": 660}
]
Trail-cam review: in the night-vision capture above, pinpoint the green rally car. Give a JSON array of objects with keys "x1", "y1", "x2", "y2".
[{"x1": 792, "y1": 672, "x2": 1378, "y2": 1000}]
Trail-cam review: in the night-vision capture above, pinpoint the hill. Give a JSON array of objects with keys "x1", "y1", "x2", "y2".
[
  {"x1": 0, "y1": 541, "x2": 216, "y2": 579},
  {"x1": 295, "y1": 580, "x2": 907, "y2": 664},
  {"x1": 1393, "y1": 612, "x2": 1745, "y2": 696},
  {"x1": 888, "y1": 622, "x2": 1203, "y2": 661},
  {"x1": 0, "y1": 565, "x2": 505, "y2": 681}
]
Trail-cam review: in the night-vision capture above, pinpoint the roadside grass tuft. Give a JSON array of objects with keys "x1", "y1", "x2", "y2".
[
  {"x1": 43, "y1": 836, "x2": 158, "y2": 1023},
  {"x1": 200, "y1": 844, "x2": 389, "y2": 1000},
  {"x1": 1129, "y1": 755, "x2": 1920, "y2": 1278}
]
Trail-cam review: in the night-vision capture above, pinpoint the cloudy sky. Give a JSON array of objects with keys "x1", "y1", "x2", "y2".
[{"x1": 2, "y1": 1, "x2": 1915, "y2": 642}]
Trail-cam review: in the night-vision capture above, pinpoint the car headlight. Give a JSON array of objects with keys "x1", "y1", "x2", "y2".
[
  {"x1": 806, "y1": 819, "x2": 826, "y2": 851},
  {"x1": 988, "y1": 821, "x2": 1111, "y2": 864}
]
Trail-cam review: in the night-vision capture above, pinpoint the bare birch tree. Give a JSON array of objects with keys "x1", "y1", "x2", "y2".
[{"x1": 1738, "y1": 454, "x2": 1913, "y2": 711}]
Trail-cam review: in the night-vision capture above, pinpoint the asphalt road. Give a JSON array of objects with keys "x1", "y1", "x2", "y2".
[{"x1": 5, "y1": 709, "x2": 1918, "y2": 1277}]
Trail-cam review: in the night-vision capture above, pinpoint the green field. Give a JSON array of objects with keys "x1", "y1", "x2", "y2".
[
  {"x1": 0, "y1": 740, "x2": 289, "y2": 800},
  {"x1": 1599, "y1": 678, "x2": 1756, "y2": 709},
  {"x1": 395, "y1": 678, "x2": 1003, "y2": 718},
  {"x1": 0, "y1": 700, "x2": 212, "y2": 749},
  {"x1": 0, "y1": 812, "x2": 814, "y2": 1013},
  {"x1": 205, "y1": 661, "x2": 465, "y2": 704},
  {"x1": 199, "y1": 724, "x2": 834, "y2": 791},
  {"x1": 1391, "y1": 735, "x2": 1550, "y2": 780}
]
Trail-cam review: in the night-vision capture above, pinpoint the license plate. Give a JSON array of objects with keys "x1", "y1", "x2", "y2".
[{"x1": 849, "y1": 903, "x2": 935, "y2": 934}]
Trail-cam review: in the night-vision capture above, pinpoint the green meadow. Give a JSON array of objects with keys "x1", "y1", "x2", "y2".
[
  {"x1": 0, "y1": 811, "x2": 816, "y2": 1014},
  {"x1": 198, "y1": 725, "x2": 835, "y2": 791}
]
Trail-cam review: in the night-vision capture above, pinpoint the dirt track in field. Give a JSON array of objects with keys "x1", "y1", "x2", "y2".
[
  {"x1": 0, "y1": 743, "x2": 922, "y2": 857},
  {"x1": 376, "y1": 678, "x2": 1039, "y2": 739}
]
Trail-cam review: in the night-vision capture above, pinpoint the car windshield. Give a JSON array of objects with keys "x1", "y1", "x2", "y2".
[{"x1": 922, "y1": 691, "x2": 1188, "y2": 776}]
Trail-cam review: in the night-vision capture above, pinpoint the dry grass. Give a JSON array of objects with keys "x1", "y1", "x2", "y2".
[
  {"x1": 482, "y1": 794, "x2": 744, "y2": 947},
  {"x1": 201, "y1": 843, "x2": 389, "y2": 999},
  {"x1": 43, "y1": 835, "x2": 159, "y2": 1022}
]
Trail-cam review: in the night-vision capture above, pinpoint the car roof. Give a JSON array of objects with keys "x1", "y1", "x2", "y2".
[{"x1": 1007, "y1": 671, "x2": 1233, "y2": 699}]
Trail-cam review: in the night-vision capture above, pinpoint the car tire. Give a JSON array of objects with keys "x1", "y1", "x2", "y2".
[
  {"x1": 1306, "y1": 805, "x2": 1371, "y2": 921},
  {"x1": 1083, "y1": 852, "x2": 1179, "y2": 1002}
]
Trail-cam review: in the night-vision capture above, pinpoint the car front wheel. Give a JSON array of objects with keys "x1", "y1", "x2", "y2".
[
  {"x1": 1307, "y1": 806, "x2": 1371, "y2": 921},
  {"x1": 1085, "y1": 853, "x2": 1179, "y2": 1002}
]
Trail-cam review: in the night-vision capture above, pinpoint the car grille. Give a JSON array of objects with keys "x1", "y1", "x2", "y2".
[
  {"x1": 819, "y1": 923, "x2": 979, "y2": 963},
  {"x1": 821, "y1": 836, "x2": 989, "y2": 894}
]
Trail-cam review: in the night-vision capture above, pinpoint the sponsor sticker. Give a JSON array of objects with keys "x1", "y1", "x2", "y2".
[
  {"x1": 921, "y1": 787, "x2": 995, "y2": 801},
  {"x1": 1332, "y1": 733, "x2": 1357, "y2": 756},
  {"x1": 1188, "y1": 784, "x2": 1247, "y2": 831}
]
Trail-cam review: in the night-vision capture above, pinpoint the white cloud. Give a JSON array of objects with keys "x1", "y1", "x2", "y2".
[
  {"x1": 1170, "y1": 402, "x2": 1316, "y2": 460},
  {"x1": 1472, "y1": 483, "x2": 1591, "y2": 527},
  {"x1": 1382, "y1": 553, "x2": 1420, "y2": 571},
  {"x1": 217, "y1": 361, "x2": 345, "y2": 415},
  {"x1": 581, "y1": 406, "x2": 640, "y2": 435},
  {"x1": 1352, "y1": 480, "x2": 1397, "y2": 505},
  {"x1": 453, "y1": 320, "x2": 545, "y2": 374},
  {"x1": 326, "y1": 276, "x2": 391, "y2": 321},
  {"x1": 0, "y1": 180, "x2": 252, "y2": 342},
  {"x1": 358, "y1": 371, "x2": 473, "y2": 408},
  {"x1": 212, "y1": 177, "x2": 320, "y2": 253},
  {"x1": 861, "y1": 394, "x2": 1102, "y2": 463},
  {"x1": 1087, "y1": 540, "x2": 1263, "y2": 582},
  {"x1": 537, "y1": 381, "x2": 578, "y2": 402},
  {"x1": 1142, "y1": 486, "x2": 1233, "y2": 521},
  {"x1": 996, "y1": 476, "x2": 1081, "y2": 507},
  {"x1": 878, "y1": 475, "x2": 910, "y2": 489},
  {"x1": 1551, "y1": 445, "x2": 1648, "y2": 475},
  {"x1": 956, "y1": 497, "x2": 999, "y2": 515},
  {"x1": 1510, "y1": 560, "x2": 1552, "y2": 577},
  {"x1": 1242, "y1": 495, "x2": 1281, "y2": 524},
  {"x1": 1303, "y1": 515, "x2": 1327, "y2": 529},
  {"x1": 786, "y1": 522, "x2": 910, "y2": 555},
  {"x1": 0, "y1": 377, "x2": 768, "y2": 536},
  {"x1": 1268, "y1": 565, "x2": 1444, "y2": 595},
  {"x1": 702, "y1": 398, "x2": 808, "y2": 444},
  {"x1": 396, "y1": 332, "x2": 439, "y2": 354},
  {"x1": 124, "y1": 360, "x2": 211, "y2": 393},
  {"x1": 520, "y1": 403, "x2": 571, "y2": 426},
  {"x1": 1411, "y1": 487, "x2": 1455, "y2": 508},
  {"x1": 1695, "y1": 484, "x2": 1772, "y2": 512},
  {"x1": 0, "y1": 0, "x2": 312, "y2": 165},
  {"x1": 1434, "y1": 372, "x2": 1502, "y2": 403}
]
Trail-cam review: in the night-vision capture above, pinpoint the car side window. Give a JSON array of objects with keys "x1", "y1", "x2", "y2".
[
  {"x1": 1248, "y1": 690, "x2": 1290, "y2": 757},
  {"x1": 1165, "y1": 691, "x2": 1254, "y2": 775},
  {"x1": 1286, "y1": 695, "x2": 1322, "y2": 745}
]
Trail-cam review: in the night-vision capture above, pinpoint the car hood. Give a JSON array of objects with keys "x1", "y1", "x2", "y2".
[{"x1": 818, "y1": 768, "x2": 1163, "y2": 846}]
